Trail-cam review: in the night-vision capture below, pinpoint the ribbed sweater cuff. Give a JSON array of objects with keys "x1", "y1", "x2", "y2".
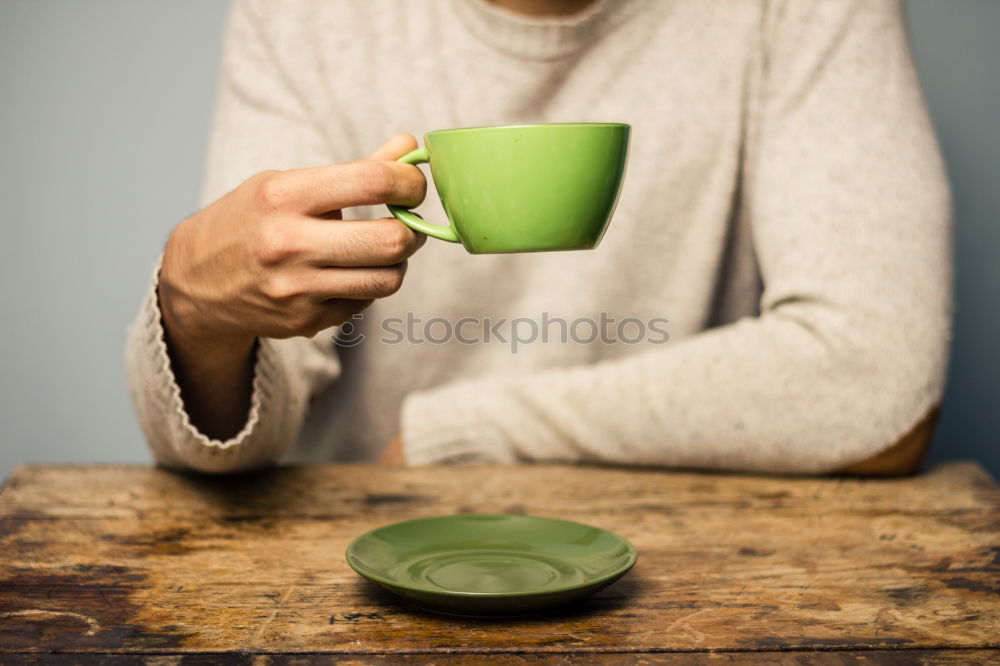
[{"x1": 125, "y1": 258, "x2": 295, "y2": 472}]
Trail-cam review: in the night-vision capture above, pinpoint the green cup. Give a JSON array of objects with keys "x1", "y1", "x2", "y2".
[{"x1": 388, "y1": 123, "x2": 630, "y2": 254}]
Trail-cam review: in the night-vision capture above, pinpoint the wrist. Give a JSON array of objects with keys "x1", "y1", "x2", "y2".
[
  {"x1": 161, "y1": 310, "x2": 257, "y2": 369},
  {"x1": 159, "y1": 219, "x2": 255, "y2": 363},
  {"x1": 158, "y1": 245, "x2": 254, "y2": 367},
  {"x1": 160, "y1": 299, "x2": 254, "y2": 370}
]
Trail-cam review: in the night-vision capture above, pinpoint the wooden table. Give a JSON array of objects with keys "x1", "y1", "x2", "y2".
[{"x1": 1, "y1": 462, "x2": 998, "y2": 664}]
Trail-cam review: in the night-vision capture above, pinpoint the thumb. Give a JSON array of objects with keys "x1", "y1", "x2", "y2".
[{"x1": 367, "y1": 133, "x2": 418, "y2": 161}]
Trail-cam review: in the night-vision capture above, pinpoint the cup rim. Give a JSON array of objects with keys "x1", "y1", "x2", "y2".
[{"x1": 426, "y1": 122, "x2": 630, "y2": 137}]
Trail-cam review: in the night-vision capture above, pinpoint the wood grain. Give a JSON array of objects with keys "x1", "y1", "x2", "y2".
[
  {"x1": 1, "y1": 462, "x2": 998, "y2": 659},
  {"x1": 5, "y1": 650, "x2": 1000, "y2": 664}
]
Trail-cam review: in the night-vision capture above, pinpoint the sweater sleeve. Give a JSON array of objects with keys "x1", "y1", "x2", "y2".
[
  {"x1": 125, "y1": 259, "x2": 340, "y2": 473},
  {"x1": 124, "y1": 0, "x2": 341, "y2": 472},
  {"x1": 400, "y1": 0, "x2": 952, "y2": 474}
]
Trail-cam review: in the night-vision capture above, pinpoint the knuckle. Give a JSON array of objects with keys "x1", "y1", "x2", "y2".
[
  {"x1": 359, "y1": 161, "x2": 395, "y2": 201},
  {"x1": 254, "y1": 169, "x2": 282, "y2": 181},
  {"x1": 256, "y1": 223, "x2": 299, "y2": 266},
  {"x1": 248, "y1": 169, "x2": 281, "y2": 189},
  {"x1": 255, "y1": 171, "x2": 293, "y2": 211},
  {"x1": 260, "y1": 273, "x2": 300, "y2": 302},
  {"x1": 379, "y1": 224, "x2": 414, "y2": 263},
  {"x1": 412, "y1": 170, "x2": 428, "y2": 202},
  {"x1": 373, "y1": 265, "x2": 406, "y2": 297}
]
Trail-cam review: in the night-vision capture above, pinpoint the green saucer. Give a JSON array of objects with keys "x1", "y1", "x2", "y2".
[{"x1": 345, "y1": 514, "x2": 637, "y2": 616}]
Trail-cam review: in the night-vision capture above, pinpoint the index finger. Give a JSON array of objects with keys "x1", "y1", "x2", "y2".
[{"x1": 269, "y1": 160, "x2": 426, "y2": 215}]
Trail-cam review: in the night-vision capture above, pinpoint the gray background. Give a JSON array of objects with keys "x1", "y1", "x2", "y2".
[{"x1": 1, "y1": 1, "x2": 997, "y2": 479}]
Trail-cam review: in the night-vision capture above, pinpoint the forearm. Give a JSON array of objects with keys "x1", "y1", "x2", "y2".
[
  {"x1": 159, "y1": 283, "x2": 256, "y2": 441},
  {"x1": 400, "y1": 305, "x2": 946, "y2": 475}
]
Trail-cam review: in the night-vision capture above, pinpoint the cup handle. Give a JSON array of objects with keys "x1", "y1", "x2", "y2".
[{"x1": 387, "y1": 146, "x2": 460, "y2": 243}]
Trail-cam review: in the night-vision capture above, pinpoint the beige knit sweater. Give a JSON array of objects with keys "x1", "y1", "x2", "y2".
[{"x1": 125, "y1": 0, "x2": 951, "y2": 474}]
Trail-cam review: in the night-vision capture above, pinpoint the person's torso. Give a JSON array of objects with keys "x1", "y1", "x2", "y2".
[{"x1": 266, "y1": 0, "x2": 766, "y2": 460}]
